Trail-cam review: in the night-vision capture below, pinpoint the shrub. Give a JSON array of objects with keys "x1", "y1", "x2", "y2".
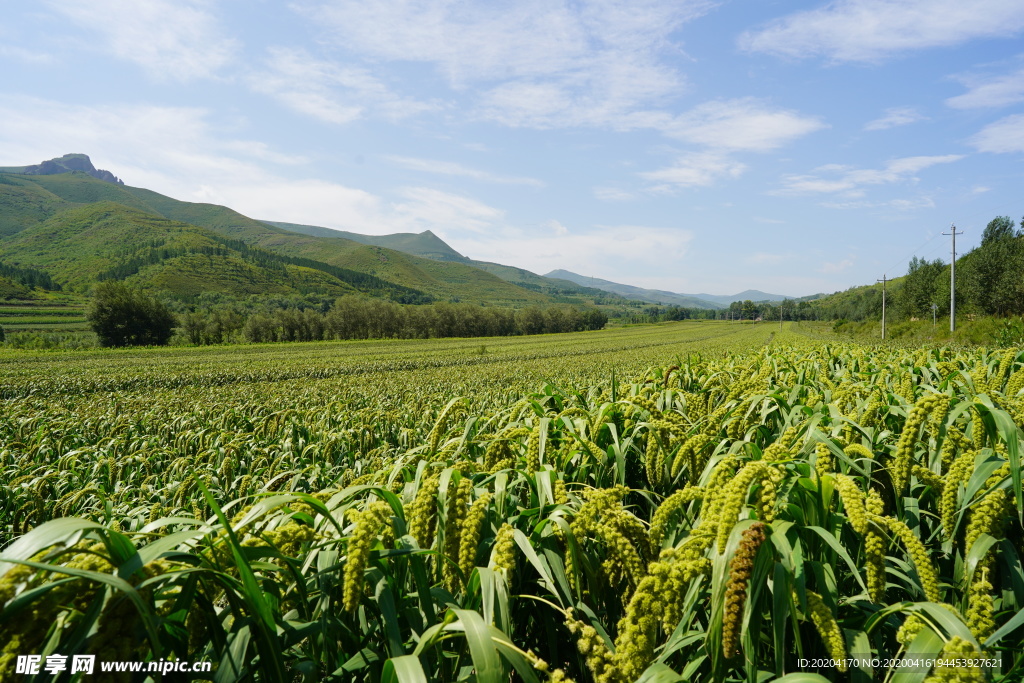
[{"x1": 87, "y1": 281, "x2": 176, "y2": 347}]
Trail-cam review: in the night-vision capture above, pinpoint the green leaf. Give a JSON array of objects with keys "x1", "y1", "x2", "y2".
[
  {"x1": 974, "y1": 396, "x2": 1022, "y2": 517},
  {"x1": 636, "y1": 662, "x2": 686, "y2": 682},
  {"x1": 890, "y1": 626, "x2": 943, "y2": 683},
  {"x1": 805, "y1": 525, "x2": 869, "y2": 594},
  {"x1": 381, "y1": 655, "x2": 428, "y2": 683},
  {"x1": 963, "y1": 533, "x2": 999, "y2": 587},
  {"x1": 198, "y1": 481, "x2": 286, "y2": 682},
  {"x1": 1, "y1": 557, "x2": 164, "y2": 658},
  {"x1": 452, "y1": 608, "x2": 505, "y2": 683},
  {"x1": 847, "y1": 628, "x2": 874, "y2": 683},
  {"x1": 986, "y1": 605, "x2": 1024, "y2": 646},
  {"x1": 904, "y1": 602, "x2": 978, "y2": 646},
  {"x1": 0, "y1": 518, "x2": 105, "y2": 573}
]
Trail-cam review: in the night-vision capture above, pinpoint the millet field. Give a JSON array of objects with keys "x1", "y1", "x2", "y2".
[{"x1": 1, "y1": 321, "x2": 1023, "y2": 682}]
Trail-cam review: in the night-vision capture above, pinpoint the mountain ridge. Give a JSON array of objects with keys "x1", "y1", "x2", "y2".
[
  {"x1": 261, "y1": 221, "x2": 470, "y2": 262},
  {"x1": 545, "y1": 270, "x2": 792, "y2": 307},
  {"x1": 0, "y1": 153, "x2": 123, "y2": 185},
  {"x1": 0, "y1": 166, "x2": 561, "y2": 306},
  {"x1": 0, "y1": 154, "x2": 794, "y2": 310}
]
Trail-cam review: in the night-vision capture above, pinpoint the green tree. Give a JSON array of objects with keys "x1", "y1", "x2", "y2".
[
  {"x1": 87, "y1": 281, "x2": 176, "y2": 347},
  {"x1": 740, "y1": 299, "x2": 756, "y2": 321},
  {"x1": 898, "y1": 256, "x2": 944, "y2": 319},
  {"x1": 981, "y1": 215, "x2": 1017, "y2": 244},
  {"x1": 956, "y1": 214, "x2": 1024, "y2": 316}
]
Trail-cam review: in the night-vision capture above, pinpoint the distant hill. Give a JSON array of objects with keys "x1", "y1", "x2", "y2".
[
  {"x1": 0, "y1": 166, "x2": 552, "y2": 305},
  {"x1": 261, "y1": 220, "x2": 625, "y2": 304},
  {"x1": 691, "y1": 290, "x2": 790, "y2": 305},
  {"x1": 263, "y1": 221, "x2": 469, "y2": 262},
  {"x1": 545, "y1": 270, "x2": 724, "y2": 309},
  {"x1": 545, "y1": 270, "x2": 797, "y2": 308},
  {"x1": 0, "y1": 201, "x2": 434, "y2": 300},
  {"x1": 0, "y1": 153, "x2": 796, "y2": 311},
  {"x1": 0, "y1": 153, "x2": 123, "y2": 185}
]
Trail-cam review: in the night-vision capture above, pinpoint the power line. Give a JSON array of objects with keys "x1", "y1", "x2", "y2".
[{"x1": 882, "y1": 233, "x2": 941, "y2": 276}]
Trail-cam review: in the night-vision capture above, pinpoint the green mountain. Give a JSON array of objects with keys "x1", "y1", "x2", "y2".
[
  {"x1": 261, "y1": 219, "x2": 624, "y2": 303},
  {"x1": 691, "y1": 290, "x2": 790, "y2": 305},
  {"x1": 545, "y1": 270, "x2": 724, "y2": 309},
  {"x1": 0, "y1": 159, "x2": 553, "y2": 306},
  {"x1": 0, "y1": 201, "x2": 434, "y2": 300},
  {"x1": 263, "y1": 221, "x2": 469, "y2": 262}
]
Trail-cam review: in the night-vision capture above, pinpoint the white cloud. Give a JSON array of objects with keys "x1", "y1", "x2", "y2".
[
  {"x1": 745, "y1": 252, "x2": 791, "y2": 264},
  {"x1": 947, "y1": 66, "x2": 1024, "y2": 109},
  {"x1": 740, "y1": 0, "x2": 1024, "y2": 62},
  {"x1": 635, "y1": 100, "x2": 824, "y2": 190},
  {"x1": 0, "y1": 45, "x2": 55, "y2": 64},
  {"x1": 296, "y1": 0, "x2": 716, "y2": 130},
  {"x1": 864, "y1": 107, "x2": 926, "y2": 130},
  {"x1": 634, "y1": 99, "x2": 823, "y2": 191},
  {"x1": 391, "y1": 187, "x2": 504, "y2": 235},
  {"x1": 543, "y1": 219, "x2": 570, "y2": 237},
  {"x1": 819, "y1": 197, "x2": 936, "y2": 210},
  {"x1": 970, "y1": 114, "x2": 1024, "y2": 153},
  {"x1": 593, "y1": 186, "x2": 638, "y2": 201},
  {"x1": 663, "y1": 98, "x2": 826, "y2": 152},
  {"x1": 43, "y1": 0, "x2": 237, "y2": 81},
  {"x1": 0, "y1": 95, "x2": 495, "y2": 237},
  {"x1": 474, "y1": 55, "x2": 683, "y2": 129},
  {"x1": 298, "y1": 0, "x2": 712, "y2": 84},
  {"x1": 385, "y1": 155, "x2": 543, "y2": 186},
  {"x1": 220, "y1": 141, "x2": 309, "y2": 166},
  {"x1": 775, "y1": 154, "x2": 964, "y2": 195},
  {"x1": 250, "y1": 47, "x2": 437, "y2": 125},
  {"x1": 455, "y1": 224, "x2": 695, "y2": 278},
  {"x1": 818, "y1": 257, "x2": 855, "y2": 274},
  {"x1": 641, "y1": 152, "x2": 746, "y2": 189}
]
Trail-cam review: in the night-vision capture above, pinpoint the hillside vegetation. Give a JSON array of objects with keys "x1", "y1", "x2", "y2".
[
  {"x1": 0, "y1": 170, "x2": 590, "y2": 308},
  {"x1": 809, "y1": 216, "x2": 1024, "y2": 325}
]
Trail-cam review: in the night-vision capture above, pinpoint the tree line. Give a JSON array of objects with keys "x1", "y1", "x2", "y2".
[
  {"x1": 87, "y1": 283, "x2": 608, "y2": 347},
  {"x1": 0, "y1": 260, "x2": 62, "y2": 291},
  {"x1": 187, "y1": 297, "x2": 608, "y2": 345}
]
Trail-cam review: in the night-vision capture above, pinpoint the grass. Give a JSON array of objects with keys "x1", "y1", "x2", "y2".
[{"x1": 831, "y1": 315, "x2": 1024, "y2": 346}]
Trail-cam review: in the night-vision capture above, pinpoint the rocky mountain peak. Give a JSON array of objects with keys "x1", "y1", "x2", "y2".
[{"x1": 14, "y1": 153, "x2": 124, "y2": 185}]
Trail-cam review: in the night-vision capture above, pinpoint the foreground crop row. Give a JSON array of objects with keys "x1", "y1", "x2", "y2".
[{"x1": 1, "y1": 324, "x2": 1022, "y2": 682}]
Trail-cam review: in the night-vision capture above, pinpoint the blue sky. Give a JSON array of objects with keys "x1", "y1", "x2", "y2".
[{"x1": 2, "y1": 1, "x2": 1023, "y2": 297}]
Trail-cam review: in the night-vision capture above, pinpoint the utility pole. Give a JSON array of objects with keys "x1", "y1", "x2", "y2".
[
  {"x1": 877, "y1": 274, "x2": 888, "y2": 340},
  {"x1": 943, "y1": 224, "x2": 962, "y2": 332},
  {"x1": 779, "y1": 303, "x2": 783, "y2": 331},
  {"x1": 931, "y1": 303, "x2": 937, "y2": 328}
]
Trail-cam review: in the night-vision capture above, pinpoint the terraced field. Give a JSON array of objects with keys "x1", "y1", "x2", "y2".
[
  {"x1": 1, "y1": 322, "x2": 1022, "y2": 682},
  {"x1": 0, "y1": 303, "x2": 88, "y2": 331}
]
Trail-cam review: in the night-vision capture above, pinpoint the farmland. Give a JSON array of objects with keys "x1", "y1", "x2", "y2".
[{"x1": 1, "y1": 321, "x2": 1022, "y2": 682}]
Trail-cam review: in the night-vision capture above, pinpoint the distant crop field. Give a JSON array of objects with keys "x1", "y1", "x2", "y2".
[
  {"x1": 0, "y1": 302, "x2": 88, "y2": 332},
  {"x1": 0, "y1": 322, "x2": 1021, "y2": 682},
  {"x1": 0, "y1": 307, "x2": 85, "y2": 316}
]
